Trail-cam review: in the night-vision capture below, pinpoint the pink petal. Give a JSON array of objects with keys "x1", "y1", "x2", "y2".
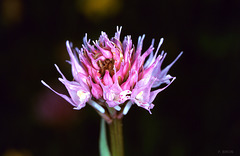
[
  {"x1": 89, "y1": 78, "x2": 103, "y2": 99},
  {"x1": 94, "y1": 41, "x2": 113, "y2": 59},
  {"x1": 66, "y1": 41, "x2": 87, "y2": 82},
  {"x1": 149, "y1": 77, "x2": 176, "y2": 104},
  {"x1": 103, "y1": 70, "x2": 113, "y2": 86}
]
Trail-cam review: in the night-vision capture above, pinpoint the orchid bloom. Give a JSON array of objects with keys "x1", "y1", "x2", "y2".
[{"x1": 41, "y1": 26, "x2": 182, "y2": 115}]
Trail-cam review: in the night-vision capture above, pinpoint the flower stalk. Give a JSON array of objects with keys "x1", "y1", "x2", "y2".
[{"x1": 109, "y1": 118, "x2": 124, "y2": 156}]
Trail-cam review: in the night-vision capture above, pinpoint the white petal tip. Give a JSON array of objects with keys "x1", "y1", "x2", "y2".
[
  {"x1": 66, "y1": 40, "x2": 69, "y2": 45},
  {"x1": 73, "y1": 107, "x2": 80, "y2": 110},
  {"x1": 66, "y1": 40, "x2": 73, "y2": 47},
  {"x1": 160, "y1": 37, "x2": 164, "y2": 42},
  {"x1": 88, "y1": 100, "x2": 105, "y2": 114},
  {"x1": 41, "y1": 80, "x2": 47, "y2": 86},
  {"x1": 98, "y1": 107, "x2": 105, "y2": 114},
  {"x1": 123, "y1": 101, "x2": 132, "y2": 115},
  {"x1": 179, "y1": 51, "x2": 183, "y2": 57}
]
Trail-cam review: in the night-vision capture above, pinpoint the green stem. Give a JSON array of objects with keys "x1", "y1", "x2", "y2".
[{"x1": 108, "y1": 118, "x2": 124, "y2": 156}]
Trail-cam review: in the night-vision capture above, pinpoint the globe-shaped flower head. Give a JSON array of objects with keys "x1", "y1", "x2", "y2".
[{"x1": 41, "y1": 26, "x2": 182, "y2": 119}]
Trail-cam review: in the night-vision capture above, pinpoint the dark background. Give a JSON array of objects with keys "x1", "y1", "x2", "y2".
[{"x1": 1, "y1": 0, "x2": 240, "y2": 155}]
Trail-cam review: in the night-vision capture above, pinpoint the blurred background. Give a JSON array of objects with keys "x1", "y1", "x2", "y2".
[{"x1": 1, "y1": 0, "x2": 240, "y2": 155}]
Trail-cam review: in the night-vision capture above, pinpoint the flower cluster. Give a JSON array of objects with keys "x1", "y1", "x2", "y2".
[{"x1": 41, "y1": 27, "x2": 182, "y2": 116}]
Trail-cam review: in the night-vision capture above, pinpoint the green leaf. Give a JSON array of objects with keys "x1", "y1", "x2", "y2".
[{"x1": 99, "y1": 118, "x2": 111, "y2": 156}]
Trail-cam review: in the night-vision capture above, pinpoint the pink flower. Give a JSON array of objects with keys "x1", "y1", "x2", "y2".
[{"x1": 41, "y1": 27, "x2": 182, "y2": 115}]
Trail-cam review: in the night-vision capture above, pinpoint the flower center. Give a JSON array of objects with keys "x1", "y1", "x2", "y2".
[{"x1": 98, "y1": 58, "x2": 115, "y2": 77}]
